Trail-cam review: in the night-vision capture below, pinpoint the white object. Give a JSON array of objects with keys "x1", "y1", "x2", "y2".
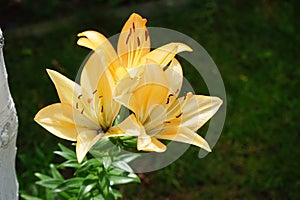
[{"x1": 0, "y1": 28, "x2": 19, "y2": 200}]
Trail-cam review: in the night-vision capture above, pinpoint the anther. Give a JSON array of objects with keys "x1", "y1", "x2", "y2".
[
  {"x1": 176, "y1": 112, "x2": 183, "y2": 118},
  {"x1": 81, "y1": 108, "x2": 84, "y2": 114},
  {"x1": 132, "y1": 22, "x2": 135, "y2": 31},
  {"x1": 166, "y1": 94, "x2": 174, "y2": 104},
  {"x1": 137, "y1": 36, "x2": 140, "y2": 46},
  {"x1": 126, "y1": 29, "x2": 132, "y2": 45},
  {"x1": 101, "y1": 106, "x2": 103, "y2": 112},
  {"x1": 76, "y1": 102, "x2": 79, "y2": 109},
  {"x1": 78, "y1": 94, "x2": 83, "y2": 99},
  {"x1": 93, "y1": 90, "x2": 97, "y2": 94},
  {"x1": 145, "y1": 30, "x2": 149, "y2": 41},
  {"x1": 183, "y1": 93, "x2": 187, "y2": 100}
]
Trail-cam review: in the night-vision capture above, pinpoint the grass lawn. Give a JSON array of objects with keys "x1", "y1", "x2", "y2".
[{"x1": 1, "y1": 0, "x2": 299, "y2": 199}]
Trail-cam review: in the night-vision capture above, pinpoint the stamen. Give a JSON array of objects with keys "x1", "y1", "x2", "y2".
[
  {"x1": 176, "y1": 112, "x2": 183, "y2": 118},
  {"x1": 164, "y1": 121, "x2": 171, "y2": 124},
  {"x1": 175, "y1": 89, "x2": 179, "y2": 94},
  {"x1": 132, "y1": 22, "x2": 135, "y2": 31},
  {"x1": 137, "y1": 36, "x2": 140, "y2": 46},
  {"x1": 76, "y1": 102, "x2": 79, "y2": 109},
  {"x1": 126, "y1": 29, "x2": 132, "y2": 45},
  {"x1": 163, "y1": 60, "x2": 172, "y2": 71},
  {"x1": 93, "y1": 90, "x2": 97, "y2": 94},
  {"x1": 99, "y1": 95, "x2": 103, "y2": 99},
  {"x1": 145, "y1": 30, "x2": 149, "y2": 41},
  {"x1": 163, "y1": 65, "x2": 169, "y2": 71},
  {"x1": 81, "y1": 108, "x2": 84, "y2": 114},
  {"x1": 166, "y1": 94, "x2": 174, "y2": 104},
  {"x1": 101, "y1": 106, "x2": 103, "y2": 112},
  {"x1": 183, "y1": 93, "x2": 187, "y2": 100},
  {"x1": 78, "y1": 94, "x2": 83, "y2": 99}
]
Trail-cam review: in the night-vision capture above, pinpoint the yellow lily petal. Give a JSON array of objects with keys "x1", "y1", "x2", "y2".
[
  {"x1": 117, "y1": 13, "x2": 150, "y2": 68},
  {"x1": 142, "y1": 42, "x2": 192, "y2": 67},
  {"x1": 77, "y1": 31, "x2": 115, "y2": 53},
  {"x1": 114, "y1": 64, "x2": 170, "y2": 122},
  {"x1": 80, "y1": 49, "x2": 108, "y2": 94},
  {"x1": 178, "y1": 93, "x2": 223, "y2": 131},
  {"x1": 96, "y1": 70, "x2": 121, "y2": 130},
  {"x1": 107, "y1": 114, "x2": 144, "y2": 137},
  {"x1": 76, "y1": 130, "x2": 104, "y2": 163},
  {"x1": 46, "y1": 69, "x2": 81, "y2": 105},
  {"x1": 163, "y1": 58, "x2": 183, "y2": 94},
  {"x1": 155, "y1": 126, "x2": 211, "y2": 152},
  {"x1": 137, "y1": 133, "x2": 166, "y2": 152},
  {"x1": 34, "y1": 103, "x2": 99, "y2": 141},
  {"x1": 77, "y1": 31, "x2": 121, "y2": 74}
]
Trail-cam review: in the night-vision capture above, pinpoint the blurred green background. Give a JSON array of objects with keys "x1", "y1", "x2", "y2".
[{"x1": 1, "y1": 0, "x2": 299, "y2": 199}]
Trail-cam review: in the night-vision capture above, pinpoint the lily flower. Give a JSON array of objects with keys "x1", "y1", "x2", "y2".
[
  {"x1": 111, "y1": 62, "x2": 223, "y2": 152},
  {"x1": 77, "y1": 13, "x2": 192, "y2": 79},
  {"x1": 34, "y1": 50, "x2": 123, "y2": 163}
]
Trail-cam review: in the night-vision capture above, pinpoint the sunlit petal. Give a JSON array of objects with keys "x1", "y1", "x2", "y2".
[
  {"x1": 163, "y1": 58, "x2": 183, "y2": 94},
  {"x1": 34, "y1": 103, "x2": 98, "y2": 141},
  {"x1": 178, "y1": 93, "x2": 223, "y2": 131},
  {"x1": 76, "y1": 130, "x2": 103, "y2": 163},
  {"x1": 155, "y1": 126, "x2": 211, "y2": 152},
  {"x1": 80, "y1": 49, "x2": 108, "y2": 94},
  {"x1": 46, "y1": 69, "x2": 81, "y2": 105},
  {"x1": 107, "y1": 114, "x2": 145, "y2": 137},
  {"x1": 118, "y1": 13, "x2": 150, "y2": 68},
  {"x1": 137, "y1": 133, "x2": 166, "y2": 152},
  {"x1": 142, "y1": 42, "x2": 192, "y2": 67},
  {"x1": 114, "y1": 64, "x2": 170, "y2": 122}
]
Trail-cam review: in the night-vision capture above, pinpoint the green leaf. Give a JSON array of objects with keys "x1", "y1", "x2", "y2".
[
  {"x1": 103, "y1": 157, "x2": 112, "y2": 169},
  {"x1": 58, "y1": 159, "x2": 80, "y2": 169},
  {"x1": 112, "y1": 161, "x2": 134, "y2": 172},
  {"x1": 34, "y1": 172, "x2": 51, "y2": 180},
  {"x1": 111, "y1": 188, "x2": 123, "y2": 199},
  {"x1": 36, "y1": 178, "x2": 64, "y2": 189},
  {"x1": 108, "y1": 175, "x2": 140, "y2": 185},
  {"x1": 20, "y1": 194, "x2": 43, "y2": 200},
  {"x1": 78, "y1": 179, "x2": 98, "y2": 200},
  {"x1": 117, "y1": 153, "x2": 140, "y2": 163},
  {"x1": 54, "y1": 150, "x2": 76, "y2": 161},
  {"x1": 50, "y1": 164, "x2": 63, "y2": 179},
  {"x1": 54, "y1": 177, "x2": 85, "y2": 192}
]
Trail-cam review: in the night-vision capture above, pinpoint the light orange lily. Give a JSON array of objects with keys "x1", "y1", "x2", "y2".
[
  {"x1": 34, "y1": 50, "x2": 124, "y2": 163},
  {"x1": 77, "y1": 13, "x2": 192, "y2": 80},
  {"x1": 111, "y1": 62, "x2": 223, "y2": 152}
]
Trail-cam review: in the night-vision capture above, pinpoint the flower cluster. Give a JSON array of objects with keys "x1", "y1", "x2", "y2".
[{"x1": 34, "y1": 13, "x2": 222, "y2": 163}]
